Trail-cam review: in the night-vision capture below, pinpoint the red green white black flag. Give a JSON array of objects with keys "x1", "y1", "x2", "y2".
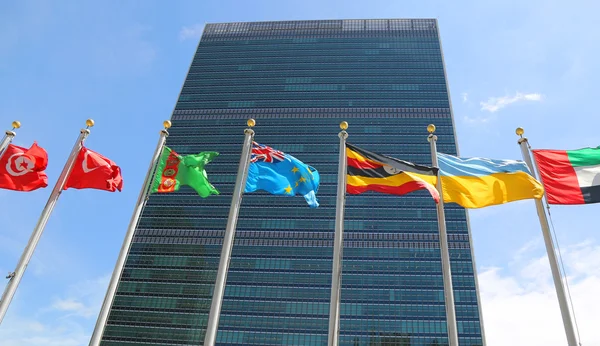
[{"x1": 533, "y1": 146, "x2": 600, "y2": 204}]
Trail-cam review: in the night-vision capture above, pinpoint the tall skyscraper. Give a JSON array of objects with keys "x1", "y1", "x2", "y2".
[{"x1": 100, "y1": 19, "x2": 485, "y2": 346}]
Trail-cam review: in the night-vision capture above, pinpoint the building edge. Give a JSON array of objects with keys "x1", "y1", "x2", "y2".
[{"x1": 435, "y1": 18, "x2": 488, "y2": 346}]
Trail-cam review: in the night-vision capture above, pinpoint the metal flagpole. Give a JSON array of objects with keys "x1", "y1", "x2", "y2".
[
  {"x1": 0, "y1": 121, "x2": 21, "y2": 160},
  {"x1": 427, "y1": 124, "x2": 460, "y2": 346},
  {"x1": 89, "y1": 120, "x2": 172, "y2": 346},
  {"x1": 327, "y1": 121, "x2": 348, "y2": 346},
  {"x1": 516, "y1": 127, "x2": 578, "y2": 346},
  {"x1": 0, "y1": 119, "x2": 94, "y2": 325},
  {"x1": 204, "y1": 119, "x2": 255, "y2": 346}
]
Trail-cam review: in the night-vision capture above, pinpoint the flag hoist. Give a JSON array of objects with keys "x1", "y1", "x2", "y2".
[
  {"x1": 0, "y1": 121, "x2": 21, "y2": 159},
  {"x1": 516, "y1": 127, "x2": 579, "y2": 346},
  {"x1": 0, "y1": 119, "x2": 94, "y2": 325},
  {"x1": 327, "y1": 121, "x2": 348, "y2": 346},
  {"x1": 203, "y1": 119, "x2": 256, "y2": 346},
  {"x1": 89, "y1": 120, "x2": 172, "y2": 345},
  {"x1": 427, "y1": 124, "x2": 460, "y2": 346}
]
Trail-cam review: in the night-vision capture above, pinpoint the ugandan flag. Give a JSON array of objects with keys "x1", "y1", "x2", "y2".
[{"x1": 346, "y1": 143, "x2": 440, "y2": 202}]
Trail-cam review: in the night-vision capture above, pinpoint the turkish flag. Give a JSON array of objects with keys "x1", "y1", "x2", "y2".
[
  {"x1": 64, "y1": 147, "x2": 123, "y2": 192},
  {"x1": 0, "y1": 143, "x2": 49, "y2": 191}
]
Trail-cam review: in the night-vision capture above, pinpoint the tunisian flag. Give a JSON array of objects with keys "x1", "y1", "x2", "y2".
[
  {"x1": 64, "y1": 147, "x2": 123, "y2": 192},
  {"x1": 0, "y1": 143, "x2": 49, "y2": 191}
]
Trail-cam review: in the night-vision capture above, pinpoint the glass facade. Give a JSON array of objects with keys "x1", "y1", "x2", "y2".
[{"x1": 101, "y1": 19, "x2": 485, "y2": 346}]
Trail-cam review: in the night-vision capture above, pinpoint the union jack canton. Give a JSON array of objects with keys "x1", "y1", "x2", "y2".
[{"x1": 250, "y1": 142, "x2": 286, "y2": 163}]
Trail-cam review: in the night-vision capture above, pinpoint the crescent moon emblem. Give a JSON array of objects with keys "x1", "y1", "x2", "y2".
[{"x1": 6, "y1": 154, "x2": 35, "y2": 176}]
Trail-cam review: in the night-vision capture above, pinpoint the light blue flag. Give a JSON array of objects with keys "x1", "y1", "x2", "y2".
[{"x1": 244, "y1": 142, "x2": 320, "y2": 207}]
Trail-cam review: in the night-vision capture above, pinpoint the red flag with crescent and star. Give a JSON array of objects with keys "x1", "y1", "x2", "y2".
[
  {"x1": 0, "y1": 143, "x2": 49, "y2": 191},
  {"x1": 64, "y1": 146, "x2": 123, "y2": 192}
]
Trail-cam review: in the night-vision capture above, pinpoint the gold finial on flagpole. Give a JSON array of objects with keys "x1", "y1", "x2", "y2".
[
  {"x1": 85, "y1": 119, "x2": 95, "y2": 128},
  {"x1": 11, "y1": 121, "x2": 21, "y2": 130},
  {"x1": 427, "y1": 124, "x2": 436, "y2": 134},
  {"x1": 516, "y1": 127, "x2": 524, "y2": 138},
  {"x1": 340, "y1": 121, "x2": 348, "y2": 130},
  {"x1": 163, "y1": 120, "x2": 172, "y2": 129},
  {"x1": 247, "y1": 119, "x2": 256, "y2": 127}
]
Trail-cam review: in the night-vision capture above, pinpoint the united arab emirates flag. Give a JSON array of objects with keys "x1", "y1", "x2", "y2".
[
  {"x1": 151, "y1": 146, "x2": 219, "y2": 197},
  {"x1": 533, "y1": 147, "x2": 600, "y2": 204}
]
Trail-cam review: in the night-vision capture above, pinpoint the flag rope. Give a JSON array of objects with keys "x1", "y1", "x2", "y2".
[{"x1": 545, "y1": 203, "x2": 583, "y2": 346}]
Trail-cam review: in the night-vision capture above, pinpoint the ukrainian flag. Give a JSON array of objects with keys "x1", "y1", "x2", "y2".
[{"x1": 437, "y1": 153, "x2": 544, "y2": 209}]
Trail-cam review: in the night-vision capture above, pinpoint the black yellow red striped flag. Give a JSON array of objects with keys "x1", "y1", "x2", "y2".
[{"x1": 346, "y1": 143, "x2": 440, "y2": 202}]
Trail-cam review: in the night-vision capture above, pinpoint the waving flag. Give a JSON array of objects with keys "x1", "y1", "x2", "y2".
[
  {"x1": 533, "y1": 146, "x2": 600, "y2": 204},
  {"x1": 64, "y1": 147, "x2": 123, "y2": 192},
  {"x1": 245, "y1": 142, "x2": 320, "y2": 207},
  {"x1": 0, "y1": 143, "x2": 48, "y2": 191},
  {"x1": 346, "y1": 143, "x2": 439, "y2": 202},
  {"x1": 150, "y1": 146, "x2": 219, "y2": 197},
  {"x1": 437, "y1": 153, "x2": 543, "y2": 208}
]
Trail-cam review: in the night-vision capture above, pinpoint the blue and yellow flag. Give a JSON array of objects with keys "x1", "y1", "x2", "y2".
[
  {"x1": 437, "y1": 153, "x2": 544, "y2": 209},
  {"x1": 245, "y1": 142, "x2": 320, "y2": 207}
]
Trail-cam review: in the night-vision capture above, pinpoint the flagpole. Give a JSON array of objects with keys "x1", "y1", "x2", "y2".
[
  {"x1": 427, "y1": 124, "x2": 460, "y2": 346},
  {"x1": 0, "y1": 119, "x2": 93, "y2": 325},
  {"x1": 327, "y1": 121, "x2": 348, "y2": 346},
  {"x1": 516, "y1": 127, "x2": 578, "y2": 346},
  {"x1": 0, "y1": 121, "x2": 21, "y2": 160},
  {"x1": 88, "y1": 120, "x2": 171, "y2": 346},
  {"x1": 204, "y1": 119, "x2": 255, "y2": 346}
]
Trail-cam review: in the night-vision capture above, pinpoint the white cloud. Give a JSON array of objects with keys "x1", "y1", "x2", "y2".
[
  {"x1": 0, "y1": 275, "x2": 109, "y2": 345},
  {"x1": 461, "y1": 92, "x2": 469, "y2": 103},
  {"x1": 480, "y1": 240, "x2": 600, "y2": 346},
  {"x1": 480, "y1": 92, "x2": 544, "y2": 113},
  {"x1": 179, "y1": 23, "x2": 204, "y2": 41}
]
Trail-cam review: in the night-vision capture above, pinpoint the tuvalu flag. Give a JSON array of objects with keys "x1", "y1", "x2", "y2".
[
  {"x1": 64, "y1": 146, "x2": 123, "y2": 192},
  {"x1": 346, "y1": 143, "x2": 440, "y2": 202},
  {"x1": 0, "y1": 143, "x2": 48, "y2": 191}
]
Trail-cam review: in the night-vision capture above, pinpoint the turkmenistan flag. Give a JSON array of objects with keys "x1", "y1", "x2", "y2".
[
  {"x1": 150, "y1": 146, "x2": 219, "y2": 197},
  {"x1": 533, "y1": 147, "x2": 600, "y2": 204}
]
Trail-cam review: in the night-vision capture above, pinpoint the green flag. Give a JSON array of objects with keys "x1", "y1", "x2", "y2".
[{"x1": 151, "y1": 146, "x2": 219, "y2": 197}]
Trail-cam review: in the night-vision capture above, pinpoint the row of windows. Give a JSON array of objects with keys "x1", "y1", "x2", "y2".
[
  {"x1": 133, "y1": 229, "x2": 470, "y2": 242},
  {"x1": 109, "y1": 302, "x2": 478, "y2": 329},
  {"x1": 187, "y1": 69, "x2": 446, "y2": 78},
  {"x1": 137, "y1": 217, "x2": 468, "y2": 231},
  {"x1": 182, "y1": 84, "x2": 448, "y2": 94},
  {"x1": 167, "y1": 134, "x2": 455, "y2": 146},
  {"x1": 141, "y1": 206, "x2": 465, "y2": 222},
  {"x1": 195, "y1": 63, "x2": 444, "y2": 74},
  {"x1": 129, "y1": 243, "x2": 474, "y2": 258},
  {"x1": 190, "y1": 63, "x2": 445, "y2": 73},
  {"x1": 193, "y1": 48, "x2": 443, "y2": 60},
  {"x1": 145, "y1": 194, "x2": 463, "y2": 210},
  {"x1": 193, "y1": 53, "x2": 443, "y2": 63},
  {"x1": 175, "y1": 100, "x2": 451, "y2": 109},
  {"x1": 125, "y1": 254, "x2": 474, "y2": 274},
  {"x1": 143, "y1": 194, "x2": 468, "y2": 212},
  {"x1": 199, "y1": 36, "x2": 440, "y2": 47},
  {"x1": 171, "y1": 113, "x2": 451, "y2": 121},
  {"x1": 204, "y1": 19, "x2": 436, "y2": 34},
  {"x1": 172, "y1": 107, "x2": 451, "y2": 115},
  {"x1": 131, "y1": 237, "x2": 473, "y2": 250},
  {"x1": 185, "y1": 77, "x2": 448, "y2": 87},
  {"x1": 169, "y1": 115, "x2": 452, "y2": 125},
  {"x1": 121, "y1": 267, "x2": 473, "y2": 287},
  {"x1": 179, "y1": 91, "x2": 450, "y2": 101},
  {"x1": 202, "y1": 31, "x2": 439, "y2": 42}
]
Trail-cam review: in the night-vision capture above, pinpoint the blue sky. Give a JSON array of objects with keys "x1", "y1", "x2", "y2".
[{"x1": 1, "y1": 1, "x2": 599, "y2": 345}]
